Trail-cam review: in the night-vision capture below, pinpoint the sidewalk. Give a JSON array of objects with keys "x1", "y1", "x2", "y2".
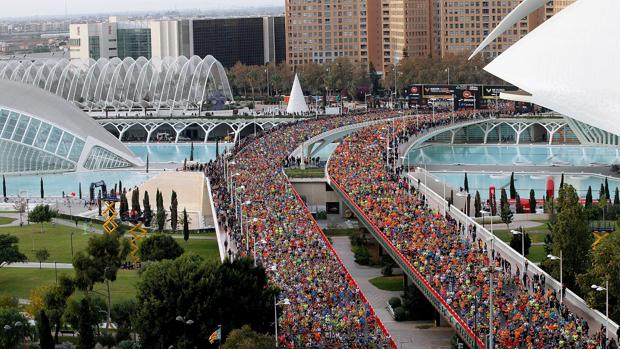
[
  {"x1": 4, "y1": 262, "x2": 73, "y2": 269},
  {"x1": 330, "y1": 236, "x2": 453, "y2": 349}
]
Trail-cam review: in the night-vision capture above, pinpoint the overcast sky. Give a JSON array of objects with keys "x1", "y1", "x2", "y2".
[{"x1": 2, "y1": 0, "x2": 282, "y2": 18}]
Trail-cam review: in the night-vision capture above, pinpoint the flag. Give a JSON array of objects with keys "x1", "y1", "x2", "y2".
[{"x1": 209, "y1": 326, "x2": 221, "y2": 344}]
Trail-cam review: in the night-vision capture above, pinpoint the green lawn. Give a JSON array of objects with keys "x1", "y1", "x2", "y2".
[
  {"x1": 528, "y1": 245, "x2": 546, "y2": 263},
  {"x1": 0, "y1": 268, "x2": 139, "y2": 304},
  {"x1": 0, "y1": 217, "x2": 15, "y2": 225},
  {"x1": 369, "y1": 276, "x2": 404, "y2": 291},
  {"x1": 180, "y1": 239, "x2": 220, "y2": 262},
  {"x1": 285, "y1": 168, "x2": 325, "y2": 178},
  {"x1": 0, "y1": 223, "x2": 92, "y2": 263}
]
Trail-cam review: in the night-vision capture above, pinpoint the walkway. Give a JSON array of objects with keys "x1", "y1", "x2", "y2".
[
  {"x1": 330, "y1": 236, "x2": 453, "y2": 349},
  {"x1": 4, "y1": 262, "x2": 73, "y2": 269}
]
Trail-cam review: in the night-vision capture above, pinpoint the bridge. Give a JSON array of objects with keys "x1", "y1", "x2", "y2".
[
  {"x1": 325, "y1": 118, "x2": 619, "y2": 348},
  {"x1": 98, "y1": 117, "x2": 297, "y2": 143}
]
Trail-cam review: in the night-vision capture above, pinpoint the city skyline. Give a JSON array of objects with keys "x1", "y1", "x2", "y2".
[{"x1": 0, "y1": 0, "x2": 282, "y2": 18}]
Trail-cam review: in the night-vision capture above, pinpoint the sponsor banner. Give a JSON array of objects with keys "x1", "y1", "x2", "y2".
[
  {"x1": 454, "y1": 85, "x2": 481, "y2": 109},
  {"x1": 422, "y1": 85, "x2": 456, "y2": 98},
  {"x1": 482, "y1": 85, "x2": 519, "y2": 99}
]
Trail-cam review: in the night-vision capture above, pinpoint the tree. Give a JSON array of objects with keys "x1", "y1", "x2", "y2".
[
  {"x1": 529, "y1": 189, "x2": 537, "y2": 214},
  {"x1": 38, "y1": 310, "x2": 55, "y2": 349},
  {"x1": 156, "y1": 189, "x2": 166, "y2": 232},
  {"x1": 463, "y1": 172, "x2": 469, "y2": 192},
  {"x1": 77, "y1": 298, "x2": 95, "y2": 349},
  {"x1": 605, "y1": 177, "x2": 610, "y2": 200},
  {"x1": 510, "y1": 231, "x2": 532, "y2": 256},
  {"x1": 500, "y1": 200, "x2": 513, "y2": 229},
  {"x1": 119, "y1": 192, "x2": 129, "y2": 218},
  {"x1": 2, "y1": 175, "x2": 6, "y2": 198},
  {"x1": 559, "y1": 173, "x2": 564, "y2": 190},
  {"x1": 35, "y1": 248, "x2": 50, "y2": 269},
  {"x1": 73, "y1": 232, "x2": 129, "y2": 334},
  {"x1": 577, "y1": 232, "x2": 620, "y2": 324},
  {"x1": 136, "y1": 256, "x2": 276, "y2": 349},
  {"x1": 586, "y1": 186, "x2": 593, "y2": 208},
  {"x1": 40, "y1": 177, "x2": 44, "y2": 198},
  {"x1": 190, "y1": 142, "x2": 194, "y2": 162},
  {"x1": 183, "y1": 208, "x2": 190, "y2": 242},
  {"x1": 170, "y1": 190, "x2": 178, "y2": 232},
  {"x1": 509, "y1": 172, "x2": 516, "y2": 199},
  {"x1": 551, "y1": 184, "x2": 592, "y2": 288},
  {"x1": 44, "y1": 275, "x2": 75, "y2": 343},
  {"x1": 221, "y1": 325, "x2": 274, "y2": 349},
  {"x1": 515, "y1": 192, "x2": 523, "y2": 214},
  {"x1": 139, "y1": 234, "x2": 184, "y2": 262},
  {"x1": 112, "y1": 299, "x2": 138, "y2": 343},
  {"x1": 600, "y1": 183, "x2": 606, "y2": 202},
  {"x1": 29, "y1": 204, "x2": 57, "y2": 233},
  {"x1": 474, "y1": 191, "x2": 481, "y2": 217},
  {"x1": 0, "y1": 307, "x2": 33, "y2": 348},
  {"x1": 78, "y1": 182, "x2": 82, "y2": 199},
  {"x1": 131, "y1": 188, "x2": 141, "y2": 215},
  {"x1": 143, "y1": 191, "x2": 153, "y2": 228},
  {"x1": 615, "y1": 187, "x2": 619, "y2": 206},
  {"x1": 0, "y1": 234, "x2": 26, "y2": 267}
]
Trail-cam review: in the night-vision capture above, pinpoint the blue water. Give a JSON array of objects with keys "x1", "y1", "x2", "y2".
[
  {"x1": 430, "y1": 171, "x2": 620, "y2": 200},
  {"x1": 408, "y1": 144, "x2": 620, "y2": 166},
  {"x1": 128, "y1": 144, "x2": 233, "y2": 163},
  {"x1": 2, "y1": 171, "x2": 156, "y2": 198}
]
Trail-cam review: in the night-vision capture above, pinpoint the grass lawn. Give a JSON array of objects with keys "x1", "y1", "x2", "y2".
[
  {"x1": 285, "y1": 168, "x2": 325, "y2": 178},
  {"x1": 528, "y1": 245, "x2": 546, "y2": 264},
  {"x1": 369, "y1": 276, "x2": 404, "y2": 292},
  {"x1": 0, "y1": 217, "x2": 15, "y2": 225},
  {"x1": 0, "y1": 223, "x2": 92, "y2": 263},
  {"x1": 494, "y1": 222, "x2": 550, "y2": 244},
  {"x1": 180, "y1": 239, "x2": 220, "y2": 262},
  {"x1": 0, "y1": 268, "x2": 139, "y2": 304}
]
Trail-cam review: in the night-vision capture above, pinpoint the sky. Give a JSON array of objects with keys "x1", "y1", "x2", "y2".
[{"x1": 1, "y1": 0, "x2": 282, "y2": 18}]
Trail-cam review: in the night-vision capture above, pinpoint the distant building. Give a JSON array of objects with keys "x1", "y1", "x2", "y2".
[
  {"x1": 150, "y1": 20, "x2": 191, "y2": 59},
  {"x1": 117, "y1": 21, "x2": 152, "y2": 59},
  {"x1": 69, "y1": 21, "x2": 118, "y2": 61},
  {"x1": 192, "y1": 16, "x2": 285, "y2": 68}
]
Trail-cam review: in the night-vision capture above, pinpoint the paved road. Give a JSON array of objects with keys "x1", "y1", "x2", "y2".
[
  {"x1": 4, "y1": 262, "x2": 73, "y2": 269},
  {"x1": 330, "y1": 236, "x2": 453, "y2": 349}
]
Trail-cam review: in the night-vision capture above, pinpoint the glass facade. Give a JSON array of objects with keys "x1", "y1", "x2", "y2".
[
  {"x1": 82, "y1": 146, "x2": 132, "y2": 170},
  {"x1": 117, "y1": 28, "x2": 152, "y2": 59},
  {"x1": 0, "y1": 108, "x2": 86, "y2": 174},
  {"x1": 88, "y1": 36, "x2": 101, "y2": 60}
]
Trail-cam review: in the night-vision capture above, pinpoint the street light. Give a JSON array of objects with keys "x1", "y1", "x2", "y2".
[
  {"x1": 592, "y1": 281, "x2": 610, "y2": 342},
  {"x1": 511, "y1": 227, "x2": 525, "y2": 276},
  {"x1": 480, "y1": 210, "x2": 493, "y2": 238},
  {"x1": 481, "y1": 261, "x2": 502, "y2": 349},
  {"x1": 175, "y1": 316, "x2": 195, "y2": 349},
  {"x1": 547, "y1": 251, "x2": 563, "y2": 303},
  {"x1": 274, "y1": 295, "x2": 291, "y2": 347},
  {"x1": 434, "y1": 178, "x2": 447, "y2": 213}
]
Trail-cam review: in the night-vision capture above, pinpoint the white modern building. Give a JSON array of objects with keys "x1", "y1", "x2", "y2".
[
  {"x1": 0, "y1": 80, "x2": 143, "y2": 174},
  {"x1": 69, "y1": 21, "x2": 118, "y2": 61},
  {"x1": 472, "y1": 0, "x2": 620, "y2": 142}
]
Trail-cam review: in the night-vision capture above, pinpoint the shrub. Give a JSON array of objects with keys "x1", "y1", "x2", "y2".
[
  {"x1": 388, "y1": 297, "x2": 402, "y2": 308},
  {"x1": 381, "y1": 264, "x2": 393, "y2": 276},
  {"x1": 393, "y1": 306, "x2": 407, "y2": 321},
  {"x1": 316, "y1": 210, "x2": 327, "y2": 220},
  {"x1": 352, "y1": 245, "x2": 370, "y2": 265}
]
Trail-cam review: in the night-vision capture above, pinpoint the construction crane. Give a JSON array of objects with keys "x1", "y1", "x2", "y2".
[{"x1": 89, "y1": 181, "x2": 148, "y2": 264}]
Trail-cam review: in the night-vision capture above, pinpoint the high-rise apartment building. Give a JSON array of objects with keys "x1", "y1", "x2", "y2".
[
  {"x1": 439, "y1": 0, "x2": 529, "y2": 58},
  {"x1": 528, "y1": 0, "x2": 575, "y2": 31},
  {"x1": 192, "y1": 16, "x2": 285, "y2": 68},
  {"x1": 285, "y1": 0, "x2": 368, "y2": 67}
]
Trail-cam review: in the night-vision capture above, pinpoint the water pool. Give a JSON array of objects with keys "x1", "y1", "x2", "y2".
[
  {"x1": 430, "y1": 171, "x2": 620, "y2": 200},
  {"x1": 128, "y1": 143, "x2": 339, "y2": 163},
  {"x1": 2, "y1": 170, "x2": 157, "y2": 198},
  {"x1": 408, "y1": 144, "x2": 620, "y2": 166}
]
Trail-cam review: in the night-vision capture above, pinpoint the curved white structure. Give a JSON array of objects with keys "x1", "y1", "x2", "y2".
[
  {"x1": 478, "y1": 0, "x2": 620, "y2": 136},
  {"x1": 286, "y1": 74, "x2": 309, "y2": 114},
  {"x1": 0, "y1": 80, "x2": 143, "y2": 174},
  {"x1": 0, "y1": 55, "x2": 233, "y2": 113}
]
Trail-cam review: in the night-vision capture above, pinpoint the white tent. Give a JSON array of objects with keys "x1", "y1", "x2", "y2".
[{"x1": 286, "y1": 74, "x2": 309, "y2": 114}]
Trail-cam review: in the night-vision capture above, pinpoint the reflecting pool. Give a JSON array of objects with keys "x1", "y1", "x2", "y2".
[
  {"x1": 408, "y1": 144, "x2": 620, "y2": 166},
  {"x1": 430, "y1": 171, "x2": 620, "y2": 200}
]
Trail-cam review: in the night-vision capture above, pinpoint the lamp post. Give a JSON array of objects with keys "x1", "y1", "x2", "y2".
[
  {"x1": 547, "y1": 251, "x2": 563, "y2": 303},
  {"x1": 241, "y1": 200, "x2": 251, "y2": 251},
  {"x1": 274, "y1": 295, "x2": 291, "y2": 347},
  {"x1": 434, "y1": 178, "x2": 447, "y2": 213},
  {"x1": 482, "y1": 237, "x2": 501, "y2": 349},
  {"x1": 591, "y1": 281, "x2": 610, "y2": 342},
  {"x1": 511, "y1": 227, "x2": 525, "y2": 276},
  {"x1": 480, "y1": 210, "x2": 493, "y2": 238},
  {"x1": 175, "y1": 315, "x2": 195, "y2": 349}
]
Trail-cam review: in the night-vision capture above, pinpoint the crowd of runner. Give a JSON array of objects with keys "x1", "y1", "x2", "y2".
[
  {"x1": 206, "y1": 112, "x2": 399, "y2": 348},
  {"x1": 328, "y1": 113, "x2": 617, "y2": 349}
]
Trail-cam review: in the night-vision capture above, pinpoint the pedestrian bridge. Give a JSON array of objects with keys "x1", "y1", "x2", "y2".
[{"x1": 325, "y1": 120, "x2": 619, "y2": 348}]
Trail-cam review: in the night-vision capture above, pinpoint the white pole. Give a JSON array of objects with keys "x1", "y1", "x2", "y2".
[{"x1": 274, "y1": 294, "x2": 278, "y2": 347}]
